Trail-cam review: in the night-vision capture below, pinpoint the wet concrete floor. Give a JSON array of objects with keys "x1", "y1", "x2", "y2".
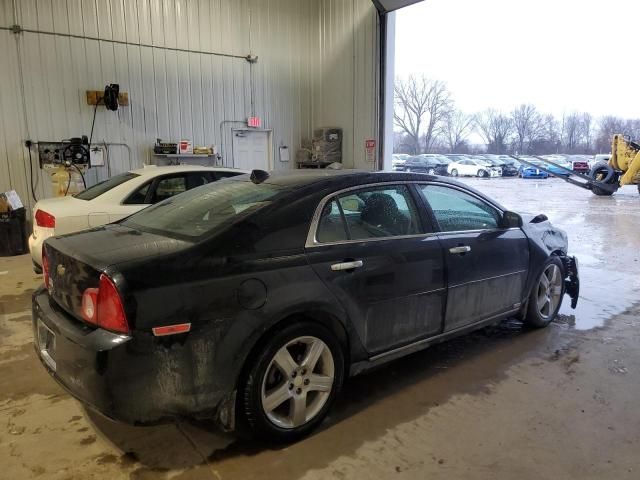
[{"x1": 1, "y1": 178, "x2": 639, "y2": 479}]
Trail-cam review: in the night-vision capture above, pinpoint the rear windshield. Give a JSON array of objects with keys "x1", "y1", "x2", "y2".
[
  {"x1": 122, "y1": 179, "x2": 284, "y2": 239},
  {"x1": 75, "y1": 172, "x2": 139, "y2": 200}
]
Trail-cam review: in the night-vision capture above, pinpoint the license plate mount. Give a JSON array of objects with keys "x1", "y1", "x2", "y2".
[{"x1": 37, "y1": 320, "x2": 57, "y2": 372}]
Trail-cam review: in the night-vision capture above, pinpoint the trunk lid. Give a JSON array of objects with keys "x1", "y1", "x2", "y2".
[{"x1": 44, "y1": 224, "x2": 191, "y2": 319}]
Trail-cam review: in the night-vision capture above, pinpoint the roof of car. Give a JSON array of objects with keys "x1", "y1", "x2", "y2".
[
  {"x1": 250, "y1": 169, "x2": 467, "y2": 189},
  {"x1": 129, "y1": 165, "x2": 247, "y2": 177},
  {"x1": 247, "y1": 169, "x2": 507, "y2": 211}
]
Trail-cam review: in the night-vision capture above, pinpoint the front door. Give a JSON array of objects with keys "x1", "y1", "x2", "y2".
[
  {"x1": 232, "y1": 129, "x2": 270, "y2": 170},
  {"x1": 418, "y1": 184, "x2": 529, "y2": 331},
  {"x1": 305, "y1": 184, "x2": 446, "y2": 354}
]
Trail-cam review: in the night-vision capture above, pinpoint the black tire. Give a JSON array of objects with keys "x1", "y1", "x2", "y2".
[
  {"x1": 450, "y1": 169, "x2": 458, "y2": 177},
  {"x1": 524, "y1": 256, "x2": 565, "y2": 328},
  {"x1": 592, "y1": 186, "x2": 614, "y2": 196},
  {"x1": 239, "y1": 321, "x2": 345, "y2": 443},
  {"x1": 589, "y1": 162, "x2": 615, "y2": 184},
  {"x1": 477, "y1": 169, "x2": 488, "y2": 178}
]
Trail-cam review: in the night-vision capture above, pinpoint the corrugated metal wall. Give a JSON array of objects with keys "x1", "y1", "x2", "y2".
[
  {"x1": 314, "y1": 0, "x2": 378, "y2": 169},
  {"x1": 0, "y1": 0, "x2": 378, "y2": 214}
]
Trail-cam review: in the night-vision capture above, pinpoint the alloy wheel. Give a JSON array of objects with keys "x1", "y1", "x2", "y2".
[
  {"x1": 536, "y1": 264, "x2": 563, "y2": 319},
  {"x1": 261, "y1": 336, "x2": 335, "y2": 429}
]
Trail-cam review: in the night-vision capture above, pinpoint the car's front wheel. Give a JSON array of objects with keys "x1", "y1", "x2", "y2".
[
  {"x1": 240, "y1": 322, "x2": 344, "y2": 442},
  {"x1": 524, "y1": 257, "x2": 565, "y2": 328}
]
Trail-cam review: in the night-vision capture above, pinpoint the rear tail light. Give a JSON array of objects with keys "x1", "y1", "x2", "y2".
[
  {"x1": 81, "y1": 274, "x2": 129, "y2": 334},
  {"x1": 42, "y1": 246, "x2": 50, "y2": 288},
  {"x1": 35, "y1": 209, "x2": 56, "y2": 228}
]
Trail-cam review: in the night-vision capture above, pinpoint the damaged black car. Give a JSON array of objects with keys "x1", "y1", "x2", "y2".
[{"x1": 32, "y1": 170, "x2": 579, "y2": 442}]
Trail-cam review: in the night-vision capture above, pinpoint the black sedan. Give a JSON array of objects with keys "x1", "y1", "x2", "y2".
[
  {"x1": 33, "y1": 170, "x2": 579, "y2": 442},
  {"x1": 393, "y1": 155, "x2": 449, "y2": 175}
]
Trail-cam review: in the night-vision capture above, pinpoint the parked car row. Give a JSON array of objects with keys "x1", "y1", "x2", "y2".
[
  {"x1": 392, "y1": 154, "x2": 520, "y2": 178},
  {"x1": 393, "y1": 153, "x2": 610, "y2": 180}
]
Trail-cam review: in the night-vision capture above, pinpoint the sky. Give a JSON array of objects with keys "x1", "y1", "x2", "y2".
[{"x1": 395, "y1": 0, "x2": 640, "y2": 119}]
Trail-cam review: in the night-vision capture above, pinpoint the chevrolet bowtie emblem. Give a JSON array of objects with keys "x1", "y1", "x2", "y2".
[{"x1": 56, "y1": 264, "x2": 66, "y2": 276}]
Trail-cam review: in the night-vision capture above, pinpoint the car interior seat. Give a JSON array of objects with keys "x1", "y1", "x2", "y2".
[{"x1": 360, "y1": 193, "x2": 409, "y2": 236}]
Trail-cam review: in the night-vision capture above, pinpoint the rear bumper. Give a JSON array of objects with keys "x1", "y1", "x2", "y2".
[{"x1": 32, "y1": 289, "x2": 234, "y2": 427}]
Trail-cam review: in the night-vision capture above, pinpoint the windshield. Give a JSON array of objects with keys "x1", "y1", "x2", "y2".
[
  {"x1": 75, "y1": 172, "x2": 139, "y2": 200},
  {"x1": 122, "y1": 179, "x2": 284, "y2": 239}
]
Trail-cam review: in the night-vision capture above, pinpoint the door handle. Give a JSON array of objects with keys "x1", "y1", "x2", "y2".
[
  {"x1": 449, "y1": 245, "x2": 471, "y2": 254},
  {"x1": 331, "y1": 260, "x2": 364, "y2": 271}
]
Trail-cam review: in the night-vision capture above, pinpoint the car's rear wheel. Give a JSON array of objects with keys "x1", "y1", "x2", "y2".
[
  {"x1": 240, "y1": 322, "x2": 344, "y2": 442},
  {"x1": 524, "y1": 257, "x2": 565, "y2": 328},
  {"x1": 450, "y1": 169, "x2": 458, "y2": 177}
]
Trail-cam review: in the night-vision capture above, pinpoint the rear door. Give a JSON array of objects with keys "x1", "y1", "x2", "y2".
[
  {"x1": 305, "y1": 183, "x2": 446, "y2": 354},
  {"x1": 417, "y1": 183, "x2": 529, "y2": 331}
]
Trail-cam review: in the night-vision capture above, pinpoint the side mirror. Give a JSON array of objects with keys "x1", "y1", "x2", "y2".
[{"x1": 501, "y1": 210, "x2": 523, "y2": 229}]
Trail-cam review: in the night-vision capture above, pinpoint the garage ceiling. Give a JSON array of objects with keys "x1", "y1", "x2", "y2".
[{"x1": 371, "y1": 0, "x2": 424, "y2": 12}]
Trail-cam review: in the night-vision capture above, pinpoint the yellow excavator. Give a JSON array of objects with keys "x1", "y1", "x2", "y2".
[{"x1": 512, "y1": 134, "x2": 640, "y2": 196}]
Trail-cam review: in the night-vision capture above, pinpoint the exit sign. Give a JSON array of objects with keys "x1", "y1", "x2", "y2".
[{"x1": 248, "y1": 116, "x2": 262, "y2": 128}]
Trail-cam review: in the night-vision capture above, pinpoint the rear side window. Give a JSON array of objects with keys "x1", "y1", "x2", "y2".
[
  {"x1": 315, "y1": 185, "x2": 421, "y2": 243},
  {"x1": 75, "y1": 172, "x2": 139, "y2": 200},
  {"x1": 123, "y1": 180, "x2": 284, "y2": 239},
  {"x1": 123, "y1": 182, "x2": 151, "y2": 205},
  {"x1": 317, "y1": 200, "x2": 348, "y2": 243},
  {"x1": 420, "y1": 185, "x2": 500, "y2": 232}
]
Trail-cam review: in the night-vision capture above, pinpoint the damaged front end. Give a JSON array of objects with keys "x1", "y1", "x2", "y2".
[{"x1": 561, "y1": 255, "x2": 580, "y2": 309}]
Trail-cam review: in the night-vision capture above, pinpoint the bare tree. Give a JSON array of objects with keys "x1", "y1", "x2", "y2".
[
  {"x1": 475, "y1": 109, "x2": 513, "y2": 154},
  {"x1": 511, "y1": 104, "x2": 542, "y2": 154},
  {"x1": 595, "y1": 116, "x2": 627, "y2": 152},
  {"x1": 442, "y1": 109, "x2": 474, "y2": 153},
  {"x1": 580, "y1": 112, "x2": 593, "y2": 152},
  {"x1": 560, "y1": 113, "x2": 583, "y2": 152},
  {"x1": 528, "y1": 113, "x2": 561, "y2": 154},
  {"x1": 394, "y1": 75, "x2": 451, "y2": 154}
]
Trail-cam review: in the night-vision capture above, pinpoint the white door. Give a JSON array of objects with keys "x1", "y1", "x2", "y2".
[{"x1": 232, "y1": 130, "x2": 270, "y2": 170}]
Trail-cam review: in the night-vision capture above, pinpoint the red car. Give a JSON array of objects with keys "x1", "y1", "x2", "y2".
[{"x1": 572, "y1": 160, "x2": 590, "y2": 174}]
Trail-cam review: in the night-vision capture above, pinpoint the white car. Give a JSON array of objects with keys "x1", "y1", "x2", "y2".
[
  {"x1": 447, "y1": 158, "x2": 501, "y2": 177},
  {"x1": 28, "y1": 165, "x2": 248, "y2": 271}
]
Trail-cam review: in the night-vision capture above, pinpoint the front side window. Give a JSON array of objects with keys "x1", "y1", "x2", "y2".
[
  {"x1": 315, "y1": 185, "x2": 421, "y2": 242},
  {"x1": 420, "y1": 185, "x2": 500, "y2": 232},
  {"x1": 152, "y1": 176, "x2": 187, "y2": 203}
]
